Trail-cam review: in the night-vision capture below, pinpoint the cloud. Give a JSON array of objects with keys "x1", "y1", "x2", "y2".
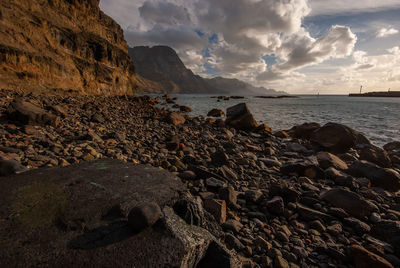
[
  {"x1": 377, "y1": 27, "x2": 399, "y2": 37},
  {"x1": 309, "y1": 0, "x2": 400, "y2": 16},
  {"x1": 139, "y1": 1, "x2": 191, "y2": 26}
]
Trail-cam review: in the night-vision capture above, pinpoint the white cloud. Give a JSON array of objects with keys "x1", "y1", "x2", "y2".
[
  {"x1": 377, "y1": 27, "x2": 399, "y2": 37},
  {"x1": 309, "y1": 0, "x2": 400, "y2": 16}
]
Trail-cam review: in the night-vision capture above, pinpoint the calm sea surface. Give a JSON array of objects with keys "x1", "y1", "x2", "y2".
[{"x1": 166, "y1": 94, "x2": 400, "y2": 147}]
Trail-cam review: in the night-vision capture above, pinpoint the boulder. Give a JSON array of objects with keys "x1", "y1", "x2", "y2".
[
  {"x1": 179, "y1": 105, "x2": 192, "y2": 112},
  {"x1": 7, "y1": 100, "x2": 60, "y2": 126},
  {"x1": 371, "y1": 220, "x2": 400, "y2": 256},
  {"x1": 266, "y1": 196, "x2": 285, "y2": 215},
  {"x1": 384, "y1": 141, "x2": 400, "y2": 152},
  {"x1": 280, "y1": 160, "x2": 324, "y2": 180},
  {"x1": 348, "y1": 244, "x2": 394, "y2": 268},
  {"x1": 203, "y1": 199, "x2": 226, "y2": 224},
  {"x1": 128, "y1": 202, "x2": 162, "y2": 233},
  {"x1": 310, "y1": 122, "x2": 370, "y2": 153},
  {"x1": 166, "y1": 112, "x2": 186, "y2": 126},
  {"x1": 287, "y1": 122, "x2": 321, "y2": 139},
  {"x1": 317, "y1": 152, "x2": 348, "y2": 170},
  {"x1": 0, "y1": 159, "x2": 240, "y2": 267},
  {"x1": 207, "y1": 109, "x2": 225, "y2": 117},
  {"x1": 225, "y1": 103, "x2": 258, "y2": 131},
  {"x1": 348, "y1": 160, "x2": 400, "y2": 191},
  {"x1": 359, "y1": 145, "x2": 392, "y2": 168},
  {"x1": 321, "y1": 188, "x2": 378, "y2": 219}
]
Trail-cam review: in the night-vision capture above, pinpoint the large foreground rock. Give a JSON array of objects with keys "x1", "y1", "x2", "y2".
[
  {"x1": 321, "y1": 188, "x2": 378, "y2": 219},
  {"x1": 371, "y1": 220, "x2": 400, "y2": 256},
  {"x1": 347, "y1": 244, "x2": 394, "y2": 268},
  {"x1": 348, "y1": 160, "x2": 400, "y2": 191},
  {"x1": 310, "y1": 122, "x2": 370, "y2": 153},
  {"x1": 0, "y1": 159, "x2": 240, "y2": 267},
  {"x1": 225, "y1": 103, "x2": 258, "y2": 130}
]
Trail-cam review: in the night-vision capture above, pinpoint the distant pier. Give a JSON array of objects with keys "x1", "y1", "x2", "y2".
[{"x1": 349, "y1": 91, "x2": 400, "y2": 97}]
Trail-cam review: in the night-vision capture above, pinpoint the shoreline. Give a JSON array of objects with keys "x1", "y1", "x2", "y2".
[{"x1": 1, "y1": 90, "x2": 400, "y2": 267}]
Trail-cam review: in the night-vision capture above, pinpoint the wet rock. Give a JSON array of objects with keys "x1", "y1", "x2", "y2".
[
  {"x1": 348, "y1": 160, "x2": 400, "y2": 191},
  {"x1": 128, "y1": 202, "x2": 162, "y2": 233},
  {"x1": 310, "y1": 122, "x2": 370, "y2": 153},
  {"x1": 0, "y1": 159, "x2": 28, "y2": 176},
  {"x1": 207, "y1": 109, "x2": 225, "y2": 117},
  {"x1": 266, "y1": 196, "x2": 284, "y2": 215},
  {"x1": 321, "y1": 188, "x2": 378, "y2": 219},
  {"x1": 225, "y1": 103, "x2": 258, "y2": 131},
  {"x1": 166, "y1": 112, "x2": 186, "y2": 126},
  {"x1": 348, "y1": 244, "x2": 393, "y2": 268},
  {"x1": 317, "y1": 152, "x2": 348, "y2": 170},
  {"x1": 7, "y1": 100, "x2": 60, "y2": 126},
  {"x1": 204, "y1": 199, "x2": 226, "y2": 224},
  {"x1": 179, "y1": 105, "x2": 192, "y2": 112}
]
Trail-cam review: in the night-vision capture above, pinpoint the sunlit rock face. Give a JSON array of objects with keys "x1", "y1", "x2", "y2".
[{"x1": 0, "y1": 0, "x2": 135, "y2": 95}]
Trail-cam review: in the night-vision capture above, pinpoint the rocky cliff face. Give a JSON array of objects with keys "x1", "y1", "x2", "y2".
[
  {"x1": 130, "y1": 46, "x2": 214, "y2": 94},
  {"x1": 0, "y1": 0, "x2": 135, "y2": 95}
]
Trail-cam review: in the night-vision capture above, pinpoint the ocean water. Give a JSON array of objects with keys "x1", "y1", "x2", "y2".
[{"x1": 168, "y1": 94, "x2": 400, "y2": 147}]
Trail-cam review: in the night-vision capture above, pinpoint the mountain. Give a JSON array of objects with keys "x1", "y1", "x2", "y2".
[
  {"x1": 205, "y1": 77, "x2": 286, "y2": 95},
  {"x1": 129, "y1": 46, "x2": 214, "y2": 94},
  {"x1": 129, "y1": 46, "x2": 285, "y2": 95},
  {"x1": 0, "y1": 0, "x2": 135, "y2": 95}
]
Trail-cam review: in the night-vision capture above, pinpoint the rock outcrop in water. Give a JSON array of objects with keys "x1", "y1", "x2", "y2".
[{"x1": 0, "y1": 0, "x2": 135, "y2": 94}]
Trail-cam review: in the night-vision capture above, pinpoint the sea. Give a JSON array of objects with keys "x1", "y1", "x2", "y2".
[{"x1": 163, "y1": 94, "x2": 400, "y2": 147}]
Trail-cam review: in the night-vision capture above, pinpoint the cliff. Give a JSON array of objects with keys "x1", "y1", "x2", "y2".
[
  {"x1": 130, "y1": 46, "x2": 213, "y2": 94},
  {"x1": 130, "y1": 45, "x2": 285, "y2": 95},
  {"x1": 0, "y1": 0, "x2": 135, "y2": 95}
]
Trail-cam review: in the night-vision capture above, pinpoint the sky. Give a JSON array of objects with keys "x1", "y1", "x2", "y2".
[{"x1": 99, "y1": 0, "x2": 400, "y2": 94}]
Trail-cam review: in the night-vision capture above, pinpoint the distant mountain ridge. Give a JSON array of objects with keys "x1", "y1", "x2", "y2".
[{"x1": 129, "y1": 46, "x2": 285, "y2": 95}]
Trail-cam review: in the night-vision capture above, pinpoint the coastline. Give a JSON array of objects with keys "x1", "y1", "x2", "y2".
[{"x1": 1, "y1": 90, "x2": 400, "y2": 267}]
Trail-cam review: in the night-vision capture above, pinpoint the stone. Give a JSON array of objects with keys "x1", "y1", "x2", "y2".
[
  {"x1": 207, "y1": 109, "x2": 225, "y2": 117},
  {"x1": 179, "y1": 105, "x2": 192, "y2": 112},
  {"x1": 287, "y1": 122, "x2": 321, "y2": 139},
  {"x1": 128, "y1": 202, "x2": 162, "y2": 233},
  {"x1": 310, "y1": 122, "x2": 370, "y2": 153},
  {"x1": 280, "y1": 160, "x2": 324, "y2": 179},
  {"x1": 325, "y1": 167, "x2": 353, "y2": 186},
  {"x1": 50, "y1": 105, "x2": 68, "y2": 117},
  {"x1": 211, "y1": 150, "x2": 230, "y2": 166},
  {"x1": 343, "y1": 217, "x2": 371, "y2": 235},
  {"x1": 245, "y1": 189, "x2": 263, "y2": 203},
  {"x1": 204, "y1": 199, "x2": 226, "y2": 224},
  {"x1": 225, "y1": 103, "x2": 258, "y2": 131},
  {"x1": 321, "y1": 188, "x2": 378, "y2": 219},
  {"x1": 348, "y1": 160, "x2": 400, "y2": 191},
  {"x1": 166, "y1": 112, "x2": 186, "y2": 126},
  {"x1": 91, "y1": 113, "x2": 105, "y2": 123},
  {"x1": 178, "y1": 170, "x2": 197, "y2": 180},
  {"x1": 222, "y1": 219, "x2": 243, "y2": 233},
  {"x1": 266, "y1": 196, "x2": 284, "y2": 215},
  {"x1": 371, "y1": 220, "x2": 400, "y2": 256},
  {"x1": 206, "y1": 177, "x2": 227, "y2": 190},
  {"x1": 225, "y1": 233, "x2": 245, "y2": 251},
  {"x1": 348, "y1": 244, "x2": 394, "y2": 268},
  {"x1": 274, "y1": 256, "x2": 289, "y2": 268},
  {"x1": 384, "y1": 141, "x2": 400, "y2": 152},
  {"x1": 219, "y1": 186, "x2": 237, "y2": 207},
  {"x1": 359, "y1": 145, "x2": 392, "y2": 168},
  {"x1": 296, "y1": 203, "x2": 334, "y2": 222},
  {"x1": 0, "y1": 159, "x2": 28, "y2": 176},
  {"x1": 317, "y1": 152, "x2": 348, "y2": 170},
  {"x1": 7, "y1": 100, "x2": 60, "y2": 126}
]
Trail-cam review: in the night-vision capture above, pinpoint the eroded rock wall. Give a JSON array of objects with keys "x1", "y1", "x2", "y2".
[{"x1": 0, "y1": 0, "x2": 135, "y2": 94}]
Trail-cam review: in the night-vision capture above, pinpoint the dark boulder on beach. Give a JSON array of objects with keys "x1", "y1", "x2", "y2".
[
  {"x1": 0, "y1": 159, "x2": 240, "y2": 267},
  {"x1": 359, "y1": 145, "x2": 392, "y2": 168},
  {"x1": 225, "y1": 103, "x2": 258, "y2": 131},
  {"x1": 310, "y1": 122, "x2": 370, "y2": 153},
  {"x1": 287, "y1": 122, "x2": 321, "y2": 139},
  {"x1": 348, "y1": 160, "x2": 400, "y2": 191}
]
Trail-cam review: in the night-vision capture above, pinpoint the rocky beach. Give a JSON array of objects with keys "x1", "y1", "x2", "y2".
[{"x1": 1, "y1": 90, "x2": 400, "y2": 267}]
